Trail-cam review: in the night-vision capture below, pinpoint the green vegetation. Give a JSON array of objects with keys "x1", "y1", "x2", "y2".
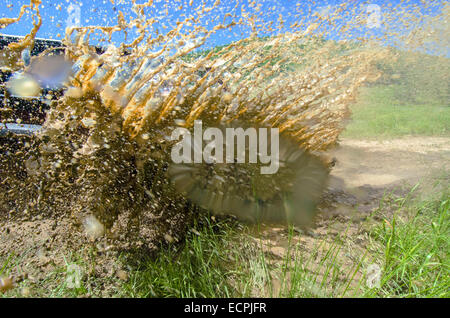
[
  {"x1": 343, "y1": 85, "x2": 450, "y2": 138},
  {"x1": 376, "y1": 51, "x2": 449, "y2": 106},
  {"x1": 121, "y1": 185, "x2": 449, "y2": 298},
  {"x1": 187, "y1": 40, "x2": 450, "y2": 139}
]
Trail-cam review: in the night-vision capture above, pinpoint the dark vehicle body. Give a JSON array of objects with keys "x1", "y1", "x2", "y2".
[{"x1": 0, "y1": 35, "x2": 65, "y2": 131}]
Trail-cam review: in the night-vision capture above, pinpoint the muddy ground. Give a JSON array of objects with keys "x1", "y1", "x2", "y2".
[{"x1": 1, "y1": 136, "x2": 449, "y2": 296}]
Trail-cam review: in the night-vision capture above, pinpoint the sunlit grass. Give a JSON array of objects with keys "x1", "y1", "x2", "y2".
[
  {"x1": 365, "y1": 189, "x2": 450, "y2": 297},
  {"x1": 343, "y1": 85, "x2": 450, "y2": 138}
]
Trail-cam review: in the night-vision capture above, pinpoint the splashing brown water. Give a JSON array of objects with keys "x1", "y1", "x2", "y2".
[{"x1": 1, "y1": 0, "x2": 447, "y2": 247}]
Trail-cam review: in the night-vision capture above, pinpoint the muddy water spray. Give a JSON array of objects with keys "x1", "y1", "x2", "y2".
[{"x1": 0, "y1": 1, "x2": 447, "y2": 245}]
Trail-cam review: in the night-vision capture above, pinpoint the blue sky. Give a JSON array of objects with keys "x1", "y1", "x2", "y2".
[{"x1": 0, "y1": 0, "x2": 446, "y2": 51}]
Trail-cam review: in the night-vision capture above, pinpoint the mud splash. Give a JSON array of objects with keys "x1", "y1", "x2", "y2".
[{"x1": 1, "y1": 0, "x2": 447, "y2": 247}]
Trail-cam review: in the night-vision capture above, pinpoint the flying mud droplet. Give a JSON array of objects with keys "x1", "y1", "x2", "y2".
[
  {"x1": 64, "y1": 87, "x2": 83, "y2": 98},
  {"x1": 21, "y1": 48, "x2": 31, "y2": 66},
  {"x1": 83, "y1": 215, "x2": 105, "y2": 240},
  {"x1": 27, "y1": 55, "x2": 73, "y2": 89},
  {"x1": 366, "y1": 263, "x2": 382, "y2": 289},
  {"x1": 6, "y1": 72, "x2": 41, "y2": 98},
  {"x1": 81, "y1": 117, "x2": 97, "y2": 128}
]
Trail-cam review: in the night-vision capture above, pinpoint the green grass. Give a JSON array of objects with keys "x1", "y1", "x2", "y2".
[
  {"x1": 366, "y1": 188, "x2": 450, "y2": 297},
  {"x1": 122, "y1": 222, "x2": 361, "y2": 298},
  {"x1": 343, "y1": 85, "x2": 450, "y2": 139}
]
